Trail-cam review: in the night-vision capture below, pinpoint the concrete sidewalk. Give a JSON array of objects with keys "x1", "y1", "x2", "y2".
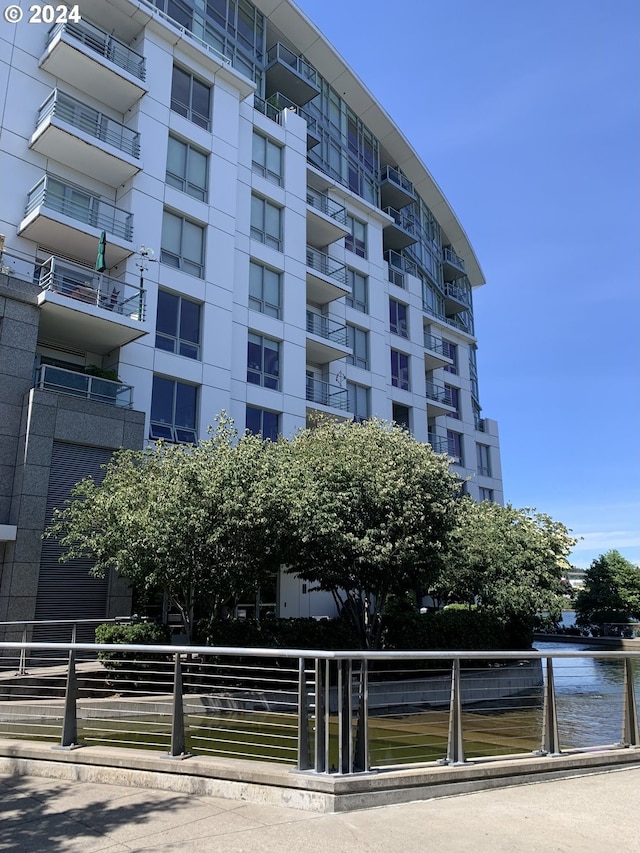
[{"x1": 1, "y1": 766, "x2": 638, "y2": 852}]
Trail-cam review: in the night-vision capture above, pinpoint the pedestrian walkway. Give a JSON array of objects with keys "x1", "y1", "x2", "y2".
[{"x1": 1, "y1": 766, "x2": 638, "y2": 852}]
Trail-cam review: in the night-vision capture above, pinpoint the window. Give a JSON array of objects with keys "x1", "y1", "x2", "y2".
[
  {"x1": 150, "y1": 375, "x2": 198, "y2": 443},
  {"x1": 347, "y1": 325, "x2": 369, "y2": 369},
  {"x1": 252, "y1": 133, "x2": 283, "y2": 186},
  {"x1": 251, "y1": 195, "x2": 282, "y2": 250},
  {"x1": 479, "y1": 487, "x2": 494, "y2": 502},
  {"x1": 161, "y1": 210, "x2": 205, "y2": 278},
  {"x1": 391, "y1": 349, "x2": 410, "y2": 390},
  {"x1": 445, "y1": 384, "x2": 460, "y2": 418},
  {"x1": 346, "y1": 269, "x2": 368, "y2": 313},
  {"x1": 247, "y1": 333, "x2": 280, "y2": 389},
  {"x1": 442, "y1": 340, "x2": 458, "y2": 374},
  {"x1": 171, "y1": 66, "x2": 211, "y2": 129},
  {"x1": 347, "y1": 381, "x2": 369, "y2": 422},
  {"x1": 477, "y1": 443, "x2": 492, "y2": 477},
  {"x1": 389, "y1": 298, "x2": 409, "y2": 338},
  {"x1": 447, "y1": 430, "x2": 463, "y2": 465},
  {"x1": 345, "y1": 215, "x2": 366, "y2": 258},
  {"x1": 166, "y1": 136, "x2": 208, "y2": 201},
  {"x1": 155, "y1": 290, "x2": 201, "y2": 359},
  {"x1": 246, "y1": 406, "x2": 279, "y2": 441},
  {"x1": 249, "y1": 262, "x2": 281, "y2": 318},
  {"x1": 392, "y1": 402, "x2": 410, "y2": 431}
]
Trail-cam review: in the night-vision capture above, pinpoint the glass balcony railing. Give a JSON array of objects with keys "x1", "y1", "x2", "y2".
[
  {"x1": 425, "y1": 380, "x2": 453, "y2": 406},
  {"x1": 306, "y1": 246, "x2": 347, "y2": 285},
  {"x1": 305, "y1": 377, "x2": 349, "y2": 410},
  {"x1": 36, "y1": 90, "x2": 141, "y2": 158},
  {"x1": 306, "y1": 189, "x2": 347, "y2": 226},
  {"x1": 443, "y1": 246, "x2": 466, "y2": 272},
  {"x1": 267, "y1": 43, "x2": 318, "y2": 86},
  {"x1": 35, "y1": 363, "x2": 133, "y2": 408},
  {"x1": 444, "y1": 279, "x2": 472, "y2": 308},
  {"x1": 380, "y1": 165, "x2": 415, "y2": 196},
  {"x1": 306, "y1": 311, "x2": 348, "y2": 346},
  {"x1": 47, "y1": 19, "x2": 146, "y2": 80},
  {"x1": 25, "y1": 175, "x2": 134, "y2": 242},
  {"x1": 38, "y1": 255, "x2": 145, "y2": 320},
  {"x1": 383, "y1": 207, "x2": 416, "y2": 234},
  {"x1": 384, "y1": 249, "x2": 418, "y2": 276}
]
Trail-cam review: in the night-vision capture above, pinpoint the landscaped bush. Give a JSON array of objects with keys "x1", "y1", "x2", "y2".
[
  {"x1": 95, "y1": 621, "x2": 172, "y2": 691},
  {"x1": 381, "y1": 608, "x2": 533, "y2": 652}
]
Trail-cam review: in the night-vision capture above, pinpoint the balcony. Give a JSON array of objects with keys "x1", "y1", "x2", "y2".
[
  {"x1": 474, "y1": 415, "x2": 486, "y2": 432},
  {"x1": 385, "y1": 249, "x2": 417, "y2": 288},
  {"x1": 306, "y1": 188, "x2": 349, "y2": 248},
  {"x1": 442, "y1": 246, "x2": 466, "y2": 281},
  {"x1": 425, "y1": 380, "x2": 455, "y2": 416},
  {"x1": 306, "y1": 377, "x2": 349, "y2": 412},
  {"x1": 298, "y1": 107, "x2": 321, "y2": 149},
  {"x1": 380, "y1": 166, "x2": 416, "y2": 210},
  {"x1": 19, "y1": 175, "x2": 134, "y2": 267},
  {"x1": 30, "y1": 90, "x2": 141, "y2": 186},
  {"x1": 306, "y1": 246, "x2": 349, "y2": 303},
  {"x1": 35, "y1": 364, "x2": 133, "y2": 408},
  {"x1": 40, "y1": 19, "x2": 146, "y2": 112},
  {"x1": 382, "y1": 207, "x2": 418, "y2": 251},
  {"x1": 444, "y1": 278, "x2": 472, "y2": 314},
  {"x1": 424, "y1": 332, "x2": 454, "y2": 370},
  {"x1": 265, "y1": 43, "x2": 320, "y2": 107},
  {"x1": 36, "y1": 255, "x2": 146, "y2": 354},
  {"x1": 306, "y1": 311, "x2": 350, "y2": 363},
  {"x1": 428, "y1": 432, "x2": 449, "y2": 454}
]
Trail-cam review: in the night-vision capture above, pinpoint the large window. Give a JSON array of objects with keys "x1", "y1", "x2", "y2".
[
  {"x1": 161, "y1": 210, "x2": 205, "y2": 278},
  {"x1": 171, "y1": 66, "x2": 211, "y2": 129},
  {"x1": 347, "y1": 324, "x2": 369, "y2": 369},
  {"x1": 166, "y1": 136, "x2": 208, "y2": 201},
  {"x1": 392, "y1": 402, "x2": 411, "y2": 430},
  {"x1": 346, "y1": 269, "x2": 367, "y2": 313},
  {"x1": 447, "y1": 430, "x2": 463, "y2": 465},
  {"x1": 247, "y1": 333, "x2": 280, "y2": 389},
  {"x1": 476, "y1": 443, "x2": 492, "y2": 477},
  {"x1": 250, "y1": 195, "x2": 282, "y2": 250},
  {"x1": 246, "y1": 406, "x2": 279, "y2": 441},
  {"x1": 445, "y1": 384, "x2": 460, "y2": 418},
  {"x1": 150, "y1": 375, "x2": 198, "y2": 443},
  {"x1": 389, "y1": 298, "x2": 408, "y2": 338},
  {"x1": 391, "y1": 349, "x2": 410, "y2": 390},
  {"x1": 345, "y1": 215, "x2": 366, "y2": 258},
  {"x1": 347, "y1": 381, "x2": 369, "y2": 422},
  {"x1": 155, "y1": 290, "x2": 201, "y2": 359},
  {"x1": 252, "y1": 133, "x2": 283, "y2": 186},
  {"x1": 249, "y1": 262, "x2": 281, "y2": 318},
  {"x1": 479, "y1": 487, "x2": 494, "y2": 502}
]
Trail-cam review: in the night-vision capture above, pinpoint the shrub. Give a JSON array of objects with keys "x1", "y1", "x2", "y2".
[{"x1": 95, "y1": 621, "x2": 172, "y2": 691}]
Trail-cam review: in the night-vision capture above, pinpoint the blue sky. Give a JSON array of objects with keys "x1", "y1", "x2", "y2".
[{"x1": 295, "y1": 0, "x2": 640, "y2": 568}]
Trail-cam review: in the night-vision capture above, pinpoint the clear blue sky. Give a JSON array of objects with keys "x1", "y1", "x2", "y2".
[{"x1": 295, "y1": 0, "x2": 640, "y2": 569}]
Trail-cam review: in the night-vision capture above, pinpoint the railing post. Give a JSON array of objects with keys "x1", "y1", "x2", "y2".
[
  {"x1": 314, "y1": 658, "x2": 326, "y2": 773},
  {"x1": 621, "y1": 657, "x2": 639, "y2": 747},
  {"x1": 18, "y1": 625, "x2": 28, "y2": 676},
  {"x1": 163, "y1": 653, "x2": 189, "y2": 759},
  {"x1": 444, "y1": 658, "x2": 466, "y2": 765},
  {"x1": 297, "y1": 657, "x2": 312, "y2": 770},
  {"x1": 353, "y1": 658, "x2": 369, "y2": 773},
  {"x1": 539, "y1": 656, "x2": 561, "y2": 756},
  {"x1": 53, "y1": 649, "x2": 82, "y2": 750}
]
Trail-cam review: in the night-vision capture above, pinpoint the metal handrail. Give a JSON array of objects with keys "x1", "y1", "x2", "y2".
[
  {"x1": 428, "y1": 433, "x2": 449, "y2": 454},
  {"x1": 36, "y1": 90, "x2": 141, "y2": 158},
  {"x1": 424, "y1": 333, "x2": 447, "y2": 355},
  {"x1": 305, "y1": 377, "x2": 349, "y2": 410},
  {"x1": 425, "y1": 380, "x2": 453, "y2": 405},
  {"x1": 25, "y1": 176, "x2": 134, "y2": 242},
  {"x1": 306, "y1": 311, "x2": 348, "y2": 345},
  {"x1": 137, "y1": 0, "x2": 231, "y2": 68},
  {"x1": 306, "y1": 188, "x2": 347, "y2": 226},
  {"x1": 306, "y1": 246, "x2": 347, "y2": 285},
  {"x1": 35, "y1": 364, "x2": 134, "y2": 409},
  {"x1": 47, "y1": 20, "x2": 146, "y2": 81}
]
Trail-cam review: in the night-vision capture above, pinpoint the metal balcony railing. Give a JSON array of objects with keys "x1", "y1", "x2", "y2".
[
  {"x1": 306, "y1": 377, "x2": 349, "y2": 410},
  {"x1": 0, "y1": 639, "x2": 637, "y2": 775},
  {"x1": 36, "y1": 90, "x2": 141, "y2": 158},
  {"x1": 25, "y1": 176, "x2": 134, "y2": 242},
  {"x1": 474, "y1": 415, "x2": 486, "y2": 432},
  {"x1": 424, "y1": 332, "x2": 447, "y2": 355},
  {"x1": 443, "y1": 246, "x2": 465, "y2": 272},
  {"x1": 384, "y1": 249, "x2": 417, "y2": 277},
  {"x1": 306, "y1": 311, "x2": 348, "y2": 346},
  {"x1": 383, "y1": 207, "x2": 416, "y2": 234},
  {"x1": 380, "y1": 165, "x2": 415, "y2": 196},
  {"x1": 306, "y1": 188, "x2": 348, "y2": 226},
  {"x1": 35, "y1": 364, "x2": 133, "y2": 408},
  {"x1": 47, "y1": 19, "x2": 146, "y2": 81},
  {"x1": 267, "y1": 43, "x2": 318, "y2": 85},
  {"x1": 444, "y1": 279, "x2": 472, "y2": 308},
  {"x1": 38, "y1": 255, "x2": 145, "y2": 320},
  {"x1": 306, "y1": 246, "x2": 347, "y2": 285},
  {"x1": 425, "y1": 380, "x2": 453, "y2": 406},
  {"x1": 428, "y1": 433, "x2": 449, "y2": 454}
]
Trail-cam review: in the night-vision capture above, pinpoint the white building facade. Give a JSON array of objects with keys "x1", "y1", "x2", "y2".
[{"x1": 0, "y1": 0, "x2": 503, "y2": 629}]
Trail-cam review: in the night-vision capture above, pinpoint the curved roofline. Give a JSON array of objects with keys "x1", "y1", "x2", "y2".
[{"x1": 257, "y1": 0, "x2": 485, "y2": 288}]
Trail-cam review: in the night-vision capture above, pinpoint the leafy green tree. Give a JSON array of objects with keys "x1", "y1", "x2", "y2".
[
  {"x1": 575, "y1": 550, "x2": 640, "y2": 632},
  {"x1": 281, "y1": 418, "x2": 462, "y2": 648},
  {"x1": 433, "y1": 499, "x2": 576, "y2": 637},
  {"x1": 45, "y1": 416, "x2": 288, "y2": 642}
]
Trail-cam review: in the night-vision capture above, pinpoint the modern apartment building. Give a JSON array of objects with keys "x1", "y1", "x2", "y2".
[{"x1": 0, "y1": 0, "x2": 503, "y2": 630}]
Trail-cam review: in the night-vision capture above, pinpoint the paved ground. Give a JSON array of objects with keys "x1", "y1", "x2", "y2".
[{"x1": 1, "y1": 766, "x2": 638, "y2": 852}]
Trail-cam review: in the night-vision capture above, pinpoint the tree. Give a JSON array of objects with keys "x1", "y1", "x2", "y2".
[
  {"x1": 433, "y1": 499, "x2": 576, "y2": 639},
  {"x1": 282, "y1": 418, "x2": 462, "y2": 648},
  {"x1": 45, "y1": 416, "x2": 289, "y2": 642},
  {"x1": 575, "y1": 550, "x2": 640, "y2": 633}
]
